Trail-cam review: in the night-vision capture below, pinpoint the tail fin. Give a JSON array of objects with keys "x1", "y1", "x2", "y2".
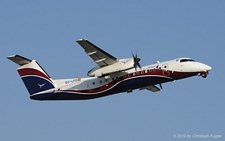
[{"x1": 7, "y1": 55, "x2": 55, "y2": 95}]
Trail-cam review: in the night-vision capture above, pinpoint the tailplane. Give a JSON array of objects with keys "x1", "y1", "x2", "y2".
[{"x1": 7, "y1": 55, "x2": 55, "y2": 95}]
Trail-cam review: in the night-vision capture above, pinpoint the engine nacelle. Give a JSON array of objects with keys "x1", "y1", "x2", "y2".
[{"x1": 88, "y1": 58, "x2": 134, "y2": 77}]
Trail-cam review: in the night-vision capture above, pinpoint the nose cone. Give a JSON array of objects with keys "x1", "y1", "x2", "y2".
[
  {"x1": 201, "y1": 64, "x2": 212, "y2": 71},
  {"x1": 206, "y1": 65, "x2": 212, "y2": 71}
]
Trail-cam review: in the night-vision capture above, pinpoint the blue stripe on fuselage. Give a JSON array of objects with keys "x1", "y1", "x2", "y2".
[{"x1": 30, "y1": 75, "x2": 172, "y2": 100}]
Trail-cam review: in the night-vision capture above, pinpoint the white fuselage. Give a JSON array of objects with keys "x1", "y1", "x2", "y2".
[{"x1": 50, "y1": 57, "x2": 211, "y2": 98}]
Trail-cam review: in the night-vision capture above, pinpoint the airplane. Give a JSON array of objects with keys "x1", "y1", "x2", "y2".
[{"x1": 7, "y1": 39, "x2": 212, "y2": 100}]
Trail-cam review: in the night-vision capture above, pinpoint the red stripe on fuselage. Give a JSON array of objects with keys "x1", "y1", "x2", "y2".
[
  {"x1": 18, "y1": 68, "x2": 52, "y2": 82},
  {"x1": 60, "y1": 69, "x2": 173, "y2": 94},
  {"x1": 58, "y1": 69, "x2": 198, "y2": 94}
]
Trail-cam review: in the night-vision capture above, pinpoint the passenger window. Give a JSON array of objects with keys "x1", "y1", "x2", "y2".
[{"x1": 93, "y1": 82, "x2": 95, "y2": 85}]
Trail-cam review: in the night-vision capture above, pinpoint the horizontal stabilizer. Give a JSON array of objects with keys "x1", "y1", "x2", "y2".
[{"x1": 7, "y1": 55, "x2": 32, "y2": 66}]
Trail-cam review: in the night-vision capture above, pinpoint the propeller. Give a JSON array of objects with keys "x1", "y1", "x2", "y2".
[{"x1": 132, "y1": 52, "x2": 141, "y2": 71}]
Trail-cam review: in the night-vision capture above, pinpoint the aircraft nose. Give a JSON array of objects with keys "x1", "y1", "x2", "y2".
[
  {"x1": 201, "y1": 64, "x2": 212, "y2": 71},
  {"x1": 206, "y1": 65, "x2": 212, "y2": 71}
]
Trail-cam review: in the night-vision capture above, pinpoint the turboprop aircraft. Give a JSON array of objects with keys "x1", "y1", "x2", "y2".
[{"x1": 7, "y1": 39, "x2": 212, "y2": 100}]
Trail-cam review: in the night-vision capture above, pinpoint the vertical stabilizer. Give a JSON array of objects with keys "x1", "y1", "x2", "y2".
[{"x1": 7, "y1": 55, "x2": 55, "y2": 95}]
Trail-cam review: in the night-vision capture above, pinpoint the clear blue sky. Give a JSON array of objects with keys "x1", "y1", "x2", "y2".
[{"x1": 1, "y1": 1, "x2": 224, "y2": 140}]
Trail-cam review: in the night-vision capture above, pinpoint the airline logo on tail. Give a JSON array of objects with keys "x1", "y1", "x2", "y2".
[{"x1": 38, "y1": 83, "x2": 46, "y2": 88}]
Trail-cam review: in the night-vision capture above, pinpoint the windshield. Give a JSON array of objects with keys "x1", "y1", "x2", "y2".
[{"x1": 180, "y1": 59, "x2": 195, "y2": 63}]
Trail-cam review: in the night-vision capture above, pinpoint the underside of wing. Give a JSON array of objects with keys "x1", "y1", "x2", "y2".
[
  {"x1": 140, "y1": 85, "x2": 161, "y2": 92},
  {"x1": 76, "y1": 39, "x2": 118, "y2": 67}
]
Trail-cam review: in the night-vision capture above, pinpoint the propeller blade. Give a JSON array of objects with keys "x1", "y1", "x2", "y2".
[
  {"x1": 132, "y1": 52, "x2": 135, "y2": 59},
  {"x1": 134, "y1": 62, "x2": 137, "y2": 71},
  {"x1": 137, "y1": 62, "x2": 141, "y2": 69},
  {"x1": 132, "y1": 51, "x2": 142, "y2": 71}
]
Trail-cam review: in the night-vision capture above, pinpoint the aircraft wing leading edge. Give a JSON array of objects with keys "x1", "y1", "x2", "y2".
[{"x1": 76, "y1": 39, "x2": 118, "y2": 67}]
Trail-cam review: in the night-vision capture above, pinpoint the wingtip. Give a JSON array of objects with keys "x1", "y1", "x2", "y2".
[{"x1": 7, "y1": 55, "x2": 16, "y2": 59}]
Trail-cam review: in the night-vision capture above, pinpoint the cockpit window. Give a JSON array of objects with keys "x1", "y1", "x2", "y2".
[{"x1": 180, "y1": 59, "x2": 195, "y2": 63}]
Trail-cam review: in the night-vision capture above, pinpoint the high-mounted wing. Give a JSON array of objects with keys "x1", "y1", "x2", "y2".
[{"x1": 76, "y1": 39, "x2": 118, "y2": 67}]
